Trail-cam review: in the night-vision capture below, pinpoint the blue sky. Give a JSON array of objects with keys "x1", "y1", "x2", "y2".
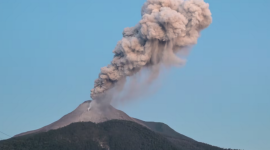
[{"x1": 0, "y1": 0, "x2": 269, "y2": 149}]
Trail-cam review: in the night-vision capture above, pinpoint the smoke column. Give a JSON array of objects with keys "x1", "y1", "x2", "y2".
[{"x1": 90, "y1": 0, "x2": 212, "y2": 103}]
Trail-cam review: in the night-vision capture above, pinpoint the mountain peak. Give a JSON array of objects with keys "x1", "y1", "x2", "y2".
[{"x1": 15, "y1": 100, "x2": 140, "y2": 137}]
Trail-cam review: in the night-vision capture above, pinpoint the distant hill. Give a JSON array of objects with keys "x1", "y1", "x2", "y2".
[{"x1": 0, "y1": 120, "x2": 237, "y2": 150}]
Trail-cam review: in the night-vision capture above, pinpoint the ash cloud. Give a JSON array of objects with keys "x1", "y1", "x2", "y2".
[{"x1": 90, "y1": 0, "x2": 212, "y2": 103}]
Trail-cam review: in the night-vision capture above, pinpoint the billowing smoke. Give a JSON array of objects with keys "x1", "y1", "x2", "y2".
[{"x1": 90, "y1": 0, "x2": 212, "y2": 103}]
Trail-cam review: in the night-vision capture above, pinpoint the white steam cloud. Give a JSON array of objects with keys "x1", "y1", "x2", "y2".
[{"x1": 90, "y1": 0, "x2": 212, "y2": 103}]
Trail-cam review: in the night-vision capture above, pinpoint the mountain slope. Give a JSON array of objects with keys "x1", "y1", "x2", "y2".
[
  {"x1": 134, "y1": 119, "x2": 226, "y2": 150},
  {"x1": 0, "y1": 120, "x2": 180, "y2": 150},
  {"x1": 134, "y1": 118, "x2": 193, "y2": 141}
]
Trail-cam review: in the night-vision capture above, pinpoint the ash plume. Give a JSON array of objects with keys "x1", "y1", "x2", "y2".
[{"x1": 91, "y1": 0, "x2": 212, "y2": 103}]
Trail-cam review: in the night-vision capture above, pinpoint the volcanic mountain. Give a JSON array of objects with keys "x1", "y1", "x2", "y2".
[
  {"x1": 14, "y1": 100, "x2": 143, "y2": 137},
  {"x1": 0, "y1": 101, "x2": 236, "y2": 150}
]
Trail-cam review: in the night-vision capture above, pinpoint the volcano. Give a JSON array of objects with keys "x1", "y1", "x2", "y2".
[
  {"x1": 14, "y1": 100, "x2": 145, "y2": 137},
  {"x1": 0, "y1": 101, "x2": 236, "y2": 150}
]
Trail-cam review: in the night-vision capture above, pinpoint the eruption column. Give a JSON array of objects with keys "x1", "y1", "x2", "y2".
[{"x1": 91, "y1": 0, "x2": 212, "y2": 102}]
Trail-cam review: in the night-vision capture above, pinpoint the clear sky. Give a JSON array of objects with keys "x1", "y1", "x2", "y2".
[{"x1": 0, "y1": 0, "x2": 269, "y2": 150}]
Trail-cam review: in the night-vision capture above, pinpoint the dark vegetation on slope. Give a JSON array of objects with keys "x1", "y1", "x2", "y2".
[{"x1": 0, "y1": 120, "x2": 239, "y2": 150}]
